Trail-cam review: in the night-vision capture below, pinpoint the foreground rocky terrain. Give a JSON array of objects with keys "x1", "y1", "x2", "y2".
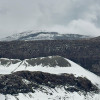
[
  {"x1": 0, "y1": 71, "x2": 98, "y2": 94},
  {"x1": 0, "y1": 56, "x2": 100, "y2": 100}
]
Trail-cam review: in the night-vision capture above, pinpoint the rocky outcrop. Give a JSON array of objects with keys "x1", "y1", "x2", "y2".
[
  {"x1": 0, "y1": 58, "x2": 20, "y2": 65},
  {"x1": 0, "y1": 71, "x2": 98, "y2": 95},
  {"x1": 26, "y1": 56, "x2": 71, "y2": 67}
]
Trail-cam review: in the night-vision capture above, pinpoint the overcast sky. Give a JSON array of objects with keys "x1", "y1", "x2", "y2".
[{"x1": 0, "y1": 0, "x2": 100, "y2": 38}]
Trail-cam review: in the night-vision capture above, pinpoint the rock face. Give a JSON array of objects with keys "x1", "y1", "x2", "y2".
[
  {"x1": 26, "y1": 56, "x2": 71, "y2": 67},
  {"x1": 0, "y1": 56, "x2": 71, "y2": 68},
  {"x1": 0, "y1": 58, "x2": 20, "y2": 65},
  {"x1": 0, "y1": 39, "x2": 100, "y2": 76},
  {"x1": 0, "y1": 71, "x2": 98, "y2": 95}
]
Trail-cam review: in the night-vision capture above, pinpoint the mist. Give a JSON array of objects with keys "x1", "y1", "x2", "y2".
[{"x1": 0, "y1": 0, "x2": 100, "y2": 38}]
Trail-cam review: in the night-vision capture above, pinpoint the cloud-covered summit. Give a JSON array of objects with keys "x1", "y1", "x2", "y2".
[{"x1": 0, "y1": 0, "x2": 100, "y2": 38}]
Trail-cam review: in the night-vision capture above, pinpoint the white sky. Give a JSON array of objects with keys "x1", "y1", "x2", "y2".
[{"x1": 0, "y1": 0, "x2": 100, "y2": 38}]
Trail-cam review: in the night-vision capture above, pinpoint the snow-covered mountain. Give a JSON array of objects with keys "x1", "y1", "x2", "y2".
[
  {"x1": 0, "y1": 30, "x2": 91, "y2": 41},
  {"x1": 0, "y1": 56, "x2": 100, "y2": 100}
]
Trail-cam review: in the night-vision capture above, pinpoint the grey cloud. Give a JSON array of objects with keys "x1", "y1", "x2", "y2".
[{"x1": 0, "y1": 0, "x2": 100, "y2": 38}]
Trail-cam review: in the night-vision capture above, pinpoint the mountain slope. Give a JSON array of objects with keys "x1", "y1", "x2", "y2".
[
  {"x1": 0, "y1": 40, "x2": 100, "y2": 76},
  {"x1": 0, "y1": 56, "x2": 100, "y2": 100},
  {"x1": 0, "y1": 31, "x2": 91, "y2": 41}
]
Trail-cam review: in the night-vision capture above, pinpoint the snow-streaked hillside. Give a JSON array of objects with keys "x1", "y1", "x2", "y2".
[
  {"x1": 0, "y1": 88, "x2": 100, "y2": 100},
  {"x1": 0, "y1": 56, "x2": 100, "y2": 100},
  {"x1": 0, "y1": 30, "x2": 39, "y2": 41},
  {"x1": 0, "y1": 30, "x2": 91, "y2": 41}
]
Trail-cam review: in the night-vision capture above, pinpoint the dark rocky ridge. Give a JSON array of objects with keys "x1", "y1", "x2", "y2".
[
  {"x1": 0, "y1": 56, "x2": 71, "y2": 67},
  {"x1": 0, "y1": 39, "x2": 100, "y2": 76},
  {"x1": 26, "y1": 56, "x2": 71, "y2": 67},
  {"x1": 0, "y1": 71, "x2": 98, "y2": 95},
  {"x1": 0, "y1": 58, "x2": 20, "y2": 65}
]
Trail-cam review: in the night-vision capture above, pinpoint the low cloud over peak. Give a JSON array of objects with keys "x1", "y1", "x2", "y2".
[{"x1": 0, "y1": 0, "x2": 100, "y2": 38}]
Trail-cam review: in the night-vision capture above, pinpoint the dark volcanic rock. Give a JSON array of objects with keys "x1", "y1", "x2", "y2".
[
  {"x1": 0, "y1": 58, "x2": 20, "y2": 65},
  {"x1": 26, "y1": 56, "x2": 71, "y2": 67},
  {"x1": 0, "y1": 74, "x2": 34, "y2": 94},
  {"x1": 0, "y1": 71, "x2": 98, "y2": 95}
]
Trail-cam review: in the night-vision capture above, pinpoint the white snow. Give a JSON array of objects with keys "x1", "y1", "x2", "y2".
[
  {"x1": 22, "y1": 79, "x2": 31, "y2": 85},
  {"x1": 31, "y1": 33, "x2": 54, "y2": 40}
]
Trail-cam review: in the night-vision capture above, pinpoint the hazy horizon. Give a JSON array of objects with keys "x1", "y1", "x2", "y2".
[{"x1": 0, "y1": 0, "x2": 100, "y2": 38}]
